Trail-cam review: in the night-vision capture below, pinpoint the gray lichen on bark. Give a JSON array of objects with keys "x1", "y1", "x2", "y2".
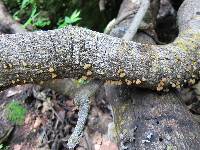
[{"x1": 0, "y1": 20, "x2": 199, "y2": 91}]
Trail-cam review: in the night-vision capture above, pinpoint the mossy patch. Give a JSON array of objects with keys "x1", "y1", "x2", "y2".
[{"x1": 5, "y1": 101, "x2": 27, "y2": 125}]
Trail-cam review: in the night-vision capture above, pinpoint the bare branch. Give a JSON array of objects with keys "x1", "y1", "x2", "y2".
[
  {"x1": 122, "y1": 0, "x2": 150, "y2": 40},
  {"x1": 67, "y1": 80, "x2": 102, "y2": 148}
]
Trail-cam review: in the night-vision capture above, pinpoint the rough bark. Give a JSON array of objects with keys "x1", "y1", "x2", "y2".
[
  {"x1": 106, "y1": 86, "x2": 200, "y2": 150},
  {"x1": 0, "y1": 0, "x2": 199, "y2": 91},
  {"x1": 104, "y1": 0, "x2": 200, "y2": 149},
  {"x1": 0, "y1": 1, "x2": 77, "y2": 99}
]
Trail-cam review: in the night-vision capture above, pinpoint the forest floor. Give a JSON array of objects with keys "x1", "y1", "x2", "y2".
[
  {"x1": 0, "y1": 84, "x2": 118, "y2": 150},
  {"x1": 1, "y1": 0, "x2": 200, "y2": 149}
]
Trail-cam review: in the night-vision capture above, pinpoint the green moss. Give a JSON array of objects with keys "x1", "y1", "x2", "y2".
[
  {"x1": 113, "y1": 102, "x2": 130, "y2": 135},
  {"x1": 5, "y1": 101, "x2": 27, "y2": 125},
  {"x1": 174, "y1": 39, "x2": 189, "y2": 51},
  {"x1": 174, "y1": 31, "x2": 200, "y2": 52}
]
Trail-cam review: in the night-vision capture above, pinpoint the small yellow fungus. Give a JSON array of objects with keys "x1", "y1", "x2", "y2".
[
  {"x1": 119, "y1": 72, "x2": 126, "y2": 78},
  {"x1": 159, "y1": 81, "x2": 165, "y2": 86},
  {"x1": 3, "y1": 64, "x2": 7, "y2": 69},
  {"x1": 156, "y1": 86, "x2": 163, "y2": 91},
  {"x1": 111, "y1": 80, "x2": 116, "y2": 85},
  {"x1": 52, "y1": 73, "x2": 57, "y2": 79},
  {"x1": 83, "y1": 64, "x2": 91, "y2": 69},
  {"x1": 125, "y1": 79, "x2": 132, "y2": 85},
  {"x1": 176, "y1": 81, "x2": 180, "y2": 86},
  {"x1": 82, "y1": 76, "x2": 87, "y2": 80},
  {"x1": 161, "y1": 78, "x2": 167, "y2": 82},
  {"x1": 117, "y1": 80, "x2": 123, "y2": 85},
  {"x1": 48, "y1": 67, "x2": 55, "y2": 73},
  {"x1": 171, "y1": 82, "x2": 176, "y2": 88},
  {"x1": 8, "y1": 64, "x2": 12, "y2": 68},
  {"x1": 188, "y1": 79, "x2": 195, "y2": 85},
  {"x1": 136, "y1": 79, "x2": 141, "y2": 85},
  {"x1": 117, "y1": 69, "x2": 124, "y2": 74},
  {"x1": 86, "y1": 70, "x2": 92, "y2": 76},
  {"x1": 105, "y1": 80, "x2": 111, "y2": 84}
]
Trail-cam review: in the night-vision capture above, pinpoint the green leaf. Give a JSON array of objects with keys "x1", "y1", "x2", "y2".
[
  {"x1": 77, "y1": 78, "x2": 89, "y2": 85},
  {"x1": 23, "y1": 6, "x2": 38, "y2": 28},
  {"x1": 34, "y1": 17, "x2": 51, "y2": 27},
  {"x1": 57, "y1": 9, "x2": 81, "y2": 28},
  {"x1": 58, "y1": 23, "x2": 67, "y2": 28},
  {"x1": 21, "y1": 0, "x2": 34, "y2": 9},
  {"x1": 65, "y1": 10, "x2": 81, "y2": 24},
  {"x1": 64, "y1": 16, "x2": 72, "y2": 24},
  {"x1": 70, "y1": 10, "x2": 80, "y2": 19},
  {"x1": 13, "y1": 11, "x2": 20, "y2": 21},
  {"x1": 30, "y1": 6, "x2": 38, "y2": 18},
  {"x1": 71, "y1": 17, "x2": 81, "y2": 23}
]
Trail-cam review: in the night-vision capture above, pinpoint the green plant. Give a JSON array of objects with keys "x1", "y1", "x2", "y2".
[
  {"x1": 13, "y1": 0, "x2": 35, "y2": 21},
  {"x1": 22, "y1": 5, "x2": 37, "y2": 28},
  {"x1": 76, "y1": 78, "x2": 89, "y2": 86},
  {"x1": 12, "y1": 0, "x2": 51, "y2": 28},
  {"x1": 5, "y1": 101, "x2": 27, "y2": 125},
  {"x1": 0, "y1": 144, "x2": 9, "y2": 150},
  {"x1": 57, "y1": 10, "x2": 81, "y2": 28},
  {"x1": 12, "y1": 0, "x2": 80, "y2": 29},
  {"x1": 4, "y1": 0, "x2": 111, "y2": 31}
]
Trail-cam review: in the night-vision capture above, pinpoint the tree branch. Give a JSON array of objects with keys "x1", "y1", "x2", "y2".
[
  {"x1": 67, "y1": 80, "x2": 102, "y2": 148},
  {"x1": 122, "y1": 0, "x2": 150, "y2": 40},
  {"x1": 0, "y1": 0, "x2": 199, "y2": 91}
]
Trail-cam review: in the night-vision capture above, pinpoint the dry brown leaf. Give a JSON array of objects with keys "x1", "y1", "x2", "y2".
[{"x1": 33, "y1": 117, "x2": 42, "y2": 129}]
